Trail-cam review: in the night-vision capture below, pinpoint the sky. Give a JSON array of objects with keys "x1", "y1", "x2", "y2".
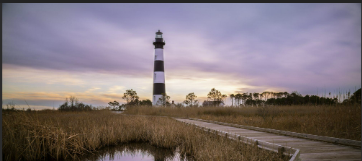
[{"x1": 2, "y1": 3, "x2": 361, "y2": 109}]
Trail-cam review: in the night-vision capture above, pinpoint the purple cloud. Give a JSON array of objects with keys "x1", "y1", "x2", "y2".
[{"x1": 2, "y1": 3, "x2": 360, "y2": 105}]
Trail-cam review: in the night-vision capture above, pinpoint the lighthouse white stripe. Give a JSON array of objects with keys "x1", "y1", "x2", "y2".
[
  {"x1": 155, "y1": 49, "x2": 164, "y2": 61},
  {"x1": 153, "y1": 72, "x2": 165, "y2": 83},
  {"x1": 153, "y1": 94, "x2": 163, "y2": 106}
]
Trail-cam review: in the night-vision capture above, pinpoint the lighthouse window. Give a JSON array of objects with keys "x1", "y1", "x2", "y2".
[{"x1": 156, "y1": 34, "x2": 162, "y2": 38}]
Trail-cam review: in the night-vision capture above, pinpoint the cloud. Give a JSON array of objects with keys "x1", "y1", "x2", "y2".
[
  {"x1": 2, "y1": 4, "x2": 360, "y2": 107},
  {"x1": 106, "y1": 86, "x2": 126, "y2": 94},
  {"x1": 85, "y1": 87, "x2": 101, "y2": 93}
]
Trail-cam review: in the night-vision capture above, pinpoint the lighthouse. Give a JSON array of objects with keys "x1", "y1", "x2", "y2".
[{"x1": 152, "y1": 30, "x2": 166, "y2": 106}]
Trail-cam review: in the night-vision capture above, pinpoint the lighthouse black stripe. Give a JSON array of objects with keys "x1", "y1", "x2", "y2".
[
  {"x1": 154, "y1": 44, "x2": 164, "y2": 49},
  {"x1": 153, "y1": 83, "x2": 165, "y2": 95},
  {"x1": 155, "y1": 38, "x2": 163, "y2": 42},
  {"x1": 154, "y1": 61, "x2": 164, "y2": 71},
  {"x1": 153, "y1": 41, "x2": 165, "y2": 49}
]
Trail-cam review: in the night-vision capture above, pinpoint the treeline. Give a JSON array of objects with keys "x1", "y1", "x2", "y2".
[
  {"x1": 232, "y1": 88, "x2": 361, "y2": 106},
  {"x1": 57, "y1": 89, "x2": 153, "y2": 112},
  {"x1": 108, "y1": 89, "x2": 153, "y2": 110},
  {"x1": 109, "y1": 87, "x2": 361, "y2": 108},
  {"x1": 56, "y1": 87, "x2": 360, "y2": 111},
  {"x1": 2, "y1": 102, "x2": 33, "y2": 112}
]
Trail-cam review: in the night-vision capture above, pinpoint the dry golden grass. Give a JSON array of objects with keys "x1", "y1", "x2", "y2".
[
  {"x1": 124, "y1": 105, "x2": 361, "y2": 141},
  {"x1": 2, "y1": 110, "x2": 286, "y2": 161}
]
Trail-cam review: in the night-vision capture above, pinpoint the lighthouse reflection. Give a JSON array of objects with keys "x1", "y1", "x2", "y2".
[{"x1": 81, "y1": 142, "x2": 191, "y2": 161}]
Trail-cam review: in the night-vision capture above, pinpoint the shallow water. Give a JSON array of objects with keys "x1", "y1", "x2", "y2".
[{"x1": 80, "y1": 142, "x2": 191, "y2": 161}]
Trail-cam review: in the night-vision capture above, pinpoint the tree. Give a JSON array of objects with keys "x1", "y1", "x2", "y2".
[
  {"x1": 108, "y1": 101, "x2": 120, "y2": 110},
  {"x1": 234, "y1": 93, "x2": 242, "y2": 107},
  {"x1": 157, "y1": 93, "x2": 170, "y2": 107},
  {"x1": 67, "y1": 96, "x2": 79, "y2": 111},
  {"x1": 122, "y1": 89, "x2": 139, "y2": 106},
  {"x1": 253, "y1": 93, "x2": 259, "y2": 106},
  {"x1": 283, "y1": 92, "x2": 289, "y2": 98},
  {"x1": 185, "y1": 92, "x2": 198, "y2": 107},
  {"x1": 351, "y1": 88, "x2": 361, "y2": 104},
  {"x1": 270, "y1": 92, "x2": 275, "y2": 99},
  {"x1": 343, "y1": 88, "x2": 361, "y2": 105},
  {"x1": 140, "y1": 99, "x2": 152, "y2": 106},
  {"x1": 69, "y1": 96, "x2": 78, "y2": 106},
  {"x1": 58, "y1": 96, "x2": 93, "y2": 111},
  {"x1": 207, "y1": 88, "x2": 226, "y2": 106},
  {"x1": 221, "y1": 94, "x2": 227, "y2": 105},
  {"x1": 175, "y1": 103, "x2": 184, "y2": 108},
  {"x1": 5, "y1": 102, "x2": 16, "y2": 111},
  {"x1": 241, "y1": 93, "x2": 249, "y2": 106},
  {"x1": 130, "y1": 98, "x2": 140, "y2": 106},
  {"x1": 183, "y1": 100, "x2": 190, "y2": 106},
  {"x1": 230, "y1": 94, "x2": 235, "y2": 107},
  {"x1": 253, "y1": 93, "x2": 260, "y2": 106},
  {"x1": 263, "y1": 91, "x2": 269, "y2": 101},
  {"x1": 248, "y1": 93, "x2": 253, "y2": 105}
]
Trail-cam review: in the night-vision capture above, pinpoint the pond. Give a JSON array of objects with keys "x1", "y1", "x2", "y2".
[{"x1": 80, "y1": 142, "x2": 192, "y2": 161}]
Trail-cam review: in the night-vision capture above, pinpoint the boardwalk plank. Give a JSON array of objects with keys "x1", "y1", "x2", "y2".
[{"x1": 175, "y1": 118, "x2": 361, "y2": 160}]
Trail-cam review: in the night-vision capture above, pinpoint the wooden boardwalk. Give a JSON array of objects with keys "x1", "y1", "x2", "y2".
[{"x1": 175, "y1": 118, "x2": 361, "y2": 161}]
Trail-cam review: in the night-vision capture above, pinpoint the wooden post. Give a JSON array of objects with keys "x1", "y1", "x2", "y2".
[{"x1": 278, "y1": 146, "x2": 285, "y2": 158}]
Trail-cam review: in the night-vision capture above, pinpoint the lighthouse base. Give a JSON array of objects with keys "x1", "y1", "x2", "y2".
[{"x1": 152, "y1": 94, "x2": 163, "y2": 106}]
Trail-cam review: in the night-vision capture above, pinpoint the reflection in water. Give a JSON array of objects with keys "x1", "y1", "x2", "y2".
[{"x1": 81, "y1": 142, "x2": 192, "y2": 161}]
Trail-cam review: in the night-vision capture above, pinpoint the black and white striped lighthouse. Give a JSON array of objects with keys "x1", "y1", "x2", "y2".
[{"x1": 152, "y1": 30, "x2": 166, "y2": 106}]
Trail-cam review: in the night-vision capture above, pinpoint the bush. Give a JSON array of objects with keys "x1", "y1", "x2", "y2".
[{"x1": 58, "y1": 96, "x2": 93, "y2": 111}]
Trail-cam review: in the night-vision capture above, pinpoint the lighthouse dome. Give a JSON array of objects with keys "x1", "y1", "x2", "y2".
[{"x1": 155, "y1": 30, "x2": 163, "y2": 38}]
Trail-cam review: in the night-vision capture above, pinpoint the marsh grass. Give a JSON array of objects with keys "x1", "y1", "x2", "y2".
[
  {"x1": 2, "y1": 110, "x2": 286, "y2": 161},
  {"x1": 124, "y1": 105, "x2": 361, "y2": 141}
]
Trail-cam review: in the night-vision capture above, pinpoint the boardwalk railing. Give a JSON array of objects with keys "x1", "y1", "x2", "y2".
[
  {"x1": 189, "y1": 118, "x2": 361, "y2": 147},
  {"x1": 176, "y1": 119, "x2": 301, "y2": 161},
  {"x1": 120, "y1": 114, "x2": 359, "y2": 160}
]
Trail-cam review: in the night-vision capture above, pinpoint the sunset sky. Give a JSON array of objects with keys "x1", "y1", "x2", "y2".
[{"x1": 2, "y1": 3, "x2": 361, "y2": 109}]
